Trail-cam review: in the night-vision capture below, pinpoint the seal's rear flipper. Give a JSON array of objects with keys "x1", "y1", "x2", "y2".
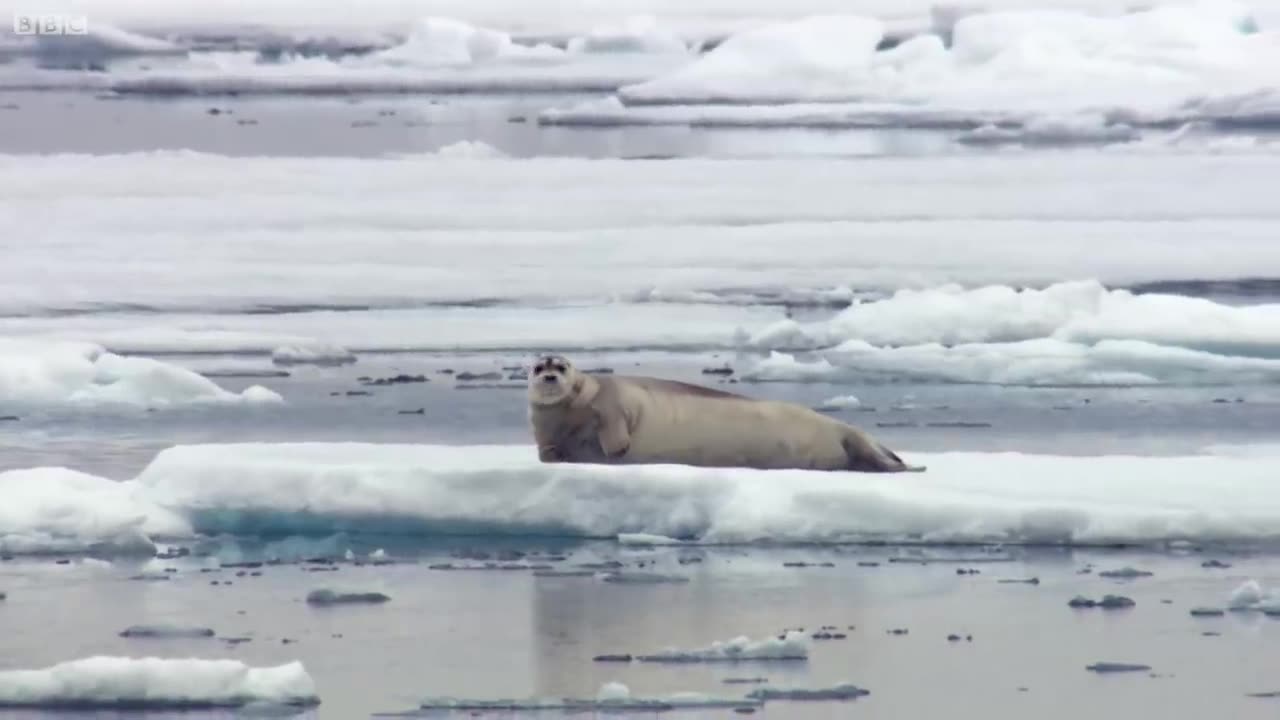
[{"x1": 902, "y1": 465, "x2": 927, "y2": 473}]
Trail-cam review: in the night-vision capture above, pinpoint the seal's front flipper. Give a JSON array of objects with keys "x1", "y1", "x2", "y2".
[{"x1": 597, "y1": 413, "x2": 632, "y2": 460}]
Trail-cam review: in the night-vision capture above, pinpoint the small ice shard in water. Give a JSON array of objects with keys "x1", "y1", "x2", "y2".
[
  {"x1": 270, "y1": 343, "x2": 356, "y2": 367},
  {"x1": 600, "y1": 571, "x2": 689, "y2": 584},
  {"x1": 815, "y1": 394, "x2": 861, "y2": 410},
  {"x1": 746, "y1": 683, "x2": 870, "y2": 700},
  {"x1": 119, "y1": 624, "x2": 216, "y2": 639},
  {"x1": 617, "y1": 533, "x2": 688, "y2": 546},
  {"x1": 1229, "y1": 580, "x2": 1266, "y2": 610},
  {"x1": 1086, "y1": 662, "x2": 1152, "y2": 673},
  {"x1": 1190, "y1": 607, "x2": 1226, "y2": 617},
  {"x1": 418, "y1": 681, "x2": 759, "y2": 711},
  {"x1": 1202, "y1": 560, "x2": 1232, "y2": 569},
  {"x1": 370, "y1": 548, "x2": 388, "y2": 560},
  {"x1": 305, "y1": 589, "x2": 391, "y2": 606},
  {"x1": 637, "y1": 631, "x2": 808, "y2": 663},
  {"x1": 1098, "y1": 567, "x2": 1153, "y2": 579},
  {"x1": 1068, "y1": 595, "x2": 1134, "y2": 609}
]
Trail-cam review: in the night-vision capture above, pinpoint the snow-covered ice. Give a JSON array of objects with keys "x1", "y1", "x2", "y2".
[
  {"x1": 270, "y1": 343, "x2": 356, "y2": 367},
  {"x1": 0, "y1": 657, "x2": 318, "y2": 709},
  {"x1": 637, "y1": 631, "x2": 809, "y2": 662},
  {"x1": 6, "y1": 151, "x2": 1280, "y2": 315},
  {"x1": 0, "y1": 466, "x2": 190, "y2": 555},
  {"x1": 127, "y1": 442, "x2": 1280, "y2": 546},
  {"x1": 419, "y1": 680, "x2": 756, "y2": 711},
  {"x1": 549, "y1": 3, "x2": 1280, "y2": 130},
  {"x1": 0, "y1": 339, "x2": 283, "y2": 409}
]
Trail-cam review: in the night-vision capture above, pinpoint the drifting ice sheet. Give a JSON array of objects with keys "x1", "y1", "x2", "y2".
[
  {"x1": 0, "y1": 340, "x2": 283, "y2": 408},
  {"x1": 637, "y1": 631, "x2": 809, "y2": 662},
  {"x1": 0, "y1": 467, "x2": 190, "y2": 555},
  {"x1": 552, "y1": 4, "x2": 1280, "y2": 129},
  {"x1": 0, "y1": 657, "x2": 318, "y2": 708},
  {"x1": 132, "y1": 442, "x2": 1280, "y2": 546}
]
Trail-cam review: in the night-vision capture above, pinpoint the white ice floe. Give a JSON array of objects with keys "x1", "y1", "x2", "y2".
[
  {"x1": 131, "y1": 442, "x2": 1280, "y2": 546},
  {"x1": 551, "y1": 4, "x2": 1280, "y2": 129},
  {"x1": 6, "y1": 151, "x2": 1280, "y2": 318},
  {"x1": 619, "y1": 15, "x2": 886, "y2": 105},
  {"x1": 430, "y1": 140, "x2": 507, "y2": 158},
  {"x1": 815, "y1": 395, "x2": 862, "y2": 410},
  {"x1": 0, "y1": 467, "x2": 190, "y2": 555},
  {"x1": 0, "y1": 340, "x2": 283, "y2": 409},
  {"x1": 420, "y1": 680, "x2": 754, "y2": 711},
  {"x1": 738, "y1": 280, "x2": 1280, "y2": 386},
  {"x1": 1226, "y1": 579, "x2": 1278, "y2": 610},
  {"x1": 270, "y1": 343, "x2": 356, "y2": 366},
  {"x1": 0, "y1": 657, "x2": 318, "y2": 708},
  {"x1": 638, "y1": 631, "x2": 809, "y2": 662},
  {"x1": 745, "y1": 339, "x2": 1280, "y2": 387},
  {"x1": 567, "y1": 15, "x2": 690, "y2": 56}
]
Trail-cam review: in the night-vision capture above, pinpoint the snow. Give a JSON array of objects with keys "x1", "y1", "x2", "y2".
[
  {"x1": 8, "y1": 151, "x2": 1280, "y2": 314},
  {"x1": 746, "y1": 339, "x2": 1280, "y2": 387},
  {"x1": 816, "y1": 395, "x2": 862, "y2": 410},
  {"x1": 568, "y1": 16, "x2": 690, "y2": 55},
  {"x1": 0, "y1": 657, "x2": 318, "y2": 709},
  {"x1": 637, "y1": 631, "x2": 809, "y2": 662},
  {"x1": 1228, "y1": 579, "x2": 1267, "y2": 609},
  {"x1": 552, "y1": 3, "x2": 1280, "y2": 129},
  {"x1": 739, "y1": 280, "x2": 1280, "y2": 386},
  {"x1": 420, "y1": 681, "x2": 752, "y2": 711},
  {"x1": 0, "y1": 467, "x2": 190, "y2": 555},
  {"x1": 33, "y1": 23, "x2": 184, "y2": 61},
  {"x1": 131, "y1": 442, "x2": 1280, "y2": 546},
  {"x1": 271, "y1": 343, "x2": 356, "y2": 366},
  {"x1": 619, "y1": 15, "x2": 886, "y2": 105},
  {"x1": 0, "y1": 340, "x2": 283, "y2": 409},
  {"x1": 751, "y1": 279, "x2": 1280, "y2": 349}
]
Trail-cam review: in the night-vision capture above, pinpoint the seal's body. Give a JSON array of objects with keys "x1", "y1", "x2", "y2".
[{"x1": 527, "y1": 355, "x2": 924, "y2": 473}]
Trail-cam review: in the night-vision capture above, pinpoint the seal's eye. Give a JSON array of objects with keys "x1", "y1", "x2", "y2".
[
  {"x1": 552, "y1": 363, "x2": 566, "y2": 372},
  {"x1": 533, "y1": 363, "x2": 545, "y2": 373}
]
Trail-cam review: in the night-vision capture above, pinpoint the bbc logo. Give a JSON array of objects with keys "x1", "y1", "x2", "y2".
[{"x1": 13, "y1": 14, "x2": 89, "y2": 35}]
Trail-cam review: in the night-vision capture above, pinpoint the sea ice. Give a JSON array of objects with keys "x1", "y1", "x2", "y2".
[
  {"x1": 131, "y1": 442, "x2": 1280, "y2": 546},
  {"x1": 0, "y1": 467, "x2": 190, "y2": 555},
  {"x1": 637, "y1": 631, "x2": 809, "y2": 662},
  {"x1": 270, "y1": 343, "x2": 356, "y2": 366},
  {"x1": 0, "y1": 657, "x2": 318, "y2": 708},
  {"x1": 552, "y1": 4, "x2": 1280, "y2": 129},
  {"x1": 0, "y1": 339, "x2": 283, "y2": 409},
  {"x1": 119, "y1": 625, "x2": 216, "y2": 639}
]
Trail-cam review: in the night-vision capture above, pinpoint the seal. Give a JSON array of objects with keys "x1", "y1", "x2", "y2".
[{"x1": 526, "y1": 354, "x2": 924, "y2": 473}]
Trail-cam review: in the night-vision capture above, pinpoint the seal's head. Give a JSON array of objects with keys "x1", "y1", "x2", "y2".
[{"x1": 528, "y1": 354, "x2": 580, "y2": 406}]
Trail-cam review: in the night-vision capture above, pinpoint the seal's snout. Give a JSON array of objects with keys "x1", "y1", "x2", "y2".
[{"x1": 542, "y1": 374, "x2": 559, "y2": 383}]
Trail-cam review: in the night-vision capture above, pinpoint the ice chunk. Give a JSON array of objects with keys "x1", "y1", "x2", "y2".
[
  {"x1": 0, "y1": 340, "x2": 283, "y2": 409},
  {"x1": 0, "y1": 467, "x2": 190, "y2": 556},
  {"x1": 747, "y1": 339, "x2": 1280, "y2": 388},
  {"x1": 620, "y1": 15, "x2": 886, "y2": 105},
  {"x1": 270, "y1": 343, "x2": 356, "y2": 366},
  {"x1": 747, "y1": 683, "x2": 870, "y2": 700},
  {"x1": 637, "y1": 631, "x2": 809, "y2": 662},
  {"x1": 815, "y1": 395, "x2": 861, "y2": 410},
  {"x1": 1228, "y1": 580, "x2": 1265, "y2": 609},
  {"x1": 132, "y1": 442, "x2": 1280, "y2": 547},
  {"x1": 568, "y1": 16, "x2": 689, "y2": 55},
  {"x1": 618, "y1": 533, "x2": 688, "y2": 546},
  {"x1": 119, "y1": 625, "x2": 216, "y2": 639},
  {"x1": 0, "y1": 657, "x2": 318, "y2": 708},
  {"x1": 563, "y1": 4, "x2": 1280, "y2": 129},
  {"x1": 419, "y1": 681, "x2": 757, "y2": 711},
  {"x1": 432, "y1": 140, "x2": 507, "y2": 158},
  {"x1": 305, "y1": 589, "x2": 392, "y2": 606}
]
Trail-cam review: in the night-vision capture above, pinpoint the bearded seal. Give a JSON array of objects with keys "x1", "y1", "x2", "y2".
[{"x1": 526, "y1": 354, "x2": 924, "y2": 473}]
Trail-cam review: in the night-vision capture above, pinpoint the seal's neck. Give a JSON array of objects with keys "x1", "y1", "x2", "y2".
[{"x1": 567, "y1": 373, "x2": 600, "y2": 410}]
